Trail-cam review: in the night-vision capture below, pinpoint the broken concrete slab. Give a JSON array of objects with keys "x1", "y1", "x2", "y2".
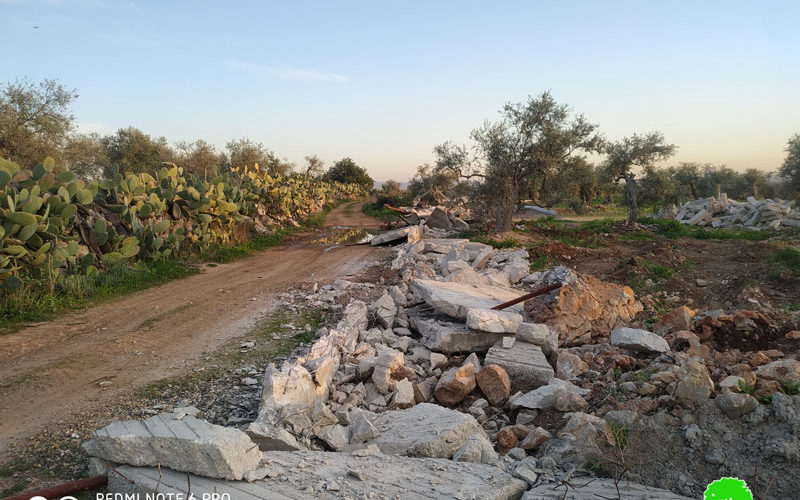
[
  {"x1": 425, "y1": 207, "x2": 454, "y2": 231},
  {"x1": 511, "y1": 378, "x2": 590, "y2": 410},
  {"x1": 610, "y1": 327, "x2": 670, "y2": 354},
  {"x1": 516, "y1": 322, "x2": 558, "y2": 357},
  {"x1": 83, "y1": 413, "x2": 262, "y2": 480},
  {"x1": 370, "y1": 226, "x2": 419, "y2": 246},
  {"x1": 466, "y1": 308, "x2": 523, "y2": 333},
  {"x1": 368, "y1": 403, "x2": 484, "y2": 458},
  {"x1": 108, "y1": 451, "x2": 527, "y2": 500},
  {"x1": 369, "y1": 293, "x2": 397, "y2": 329},
  {"x1": 521, "y1": 478, "x2": 692, "y2": 499},
  {"x1": 410, "y1": 279, "x2": 523, "y2": 319},
  {"x1": 410, "y1": 313, "x2": 511, "y2": 353},
  {"x1": 484, "y1": 340, "x2": 554, "y2": 391}
]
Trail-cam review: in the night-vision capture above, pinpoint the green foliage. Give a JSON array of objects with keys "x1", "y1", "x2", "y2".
[
  {"x1": 639, "y1": 217, "x2": 776, "y2": 241},
  {"x1": 0, "y1": 159, "x2": 366, "y2": 320},
  {"x1": 323, "y1": 157, "x2": 374, "y2": 190},
  {"x1": 779, "y1": 133, "x2": 800, "y2": 196},
  {"x1": 362, "y1": 201, "x2": 399, "y2": 223},
  {"x1": 767, "y1": 248, "x2": 800, "y2": 275}
]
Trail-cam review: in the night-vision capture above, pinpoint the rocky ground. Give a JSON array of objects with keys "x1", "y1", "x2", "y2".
[{"x1": 69, "y1": 219, "x2": 800, "y2": 500}]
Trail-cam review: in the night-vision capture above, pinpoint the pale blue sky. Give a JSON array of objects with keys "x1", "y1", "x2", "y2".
[{"x1": 2, "y1": 0, "x2": 798, "y2": 181}]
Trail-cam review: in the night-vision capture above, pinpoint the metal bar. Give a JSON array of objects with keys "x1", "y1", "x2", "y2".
[
  {"x1": 2, "y1": 474, "x2": 108, "y2": 500},
  {"x1": 491, "y1": 282, "x2": 562, "y2": 311}
]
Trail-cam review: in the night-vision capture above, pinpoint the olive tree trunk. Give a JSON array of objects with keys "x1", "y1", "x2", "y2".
[{"x1": 624, "y1": 172, "x2": 638, "y2": 226}]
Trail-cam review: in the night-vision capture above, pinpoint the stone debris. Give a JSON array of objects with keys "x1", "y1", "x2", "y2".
[
  {"x1": 83, "y1": 412, "x2": 262, "y2": 480},
  {"x1": 524, "y1": 266, "x2": 642, "y2": 346},
  {"x1": 670, "y1": 193, "x2": 799, "y2": 230},
  {"x1": 610, "y1": 327, "x2": 671, "y2": 354},
  {"x1": 368, "y1": 403, "x2": 483, "y2": 458},
  {"x1": 108, "y1": 451, "x2": 526, "y2": 500},
  {"x1": 410, "y1": 279, "x2": 524, "y2": 319},
  {"x1": 466, "y1": 308, "x2": 523, "y2": 333},
  {"x1": 84, "y1": 226, "x2": 800, "y2": 500},
  {"x1": 476, "y1": 364, "x2": 511, "y2": 406},
  {"x1": 484, "y1": 340, "x2": 554, "y2": 391},
  {"x1": 522, "y1": 478, "x2": 693, "y2": 499}
]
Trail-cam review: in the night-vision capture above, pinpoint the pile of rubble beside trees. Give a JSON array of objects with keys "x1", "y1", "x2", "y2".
[
  {"x1": 80, "y1": 223, "x2": 800, "y2": 499},
  {"x1": 660, "y1": 194, "x2": 800, "y2": 230}
]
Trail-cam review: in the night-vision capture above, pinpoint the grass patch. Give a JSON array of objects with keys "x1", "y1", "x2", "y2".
[
  {"x1": 362, "y1": 201, "x2": 398, "y2": 223},
  {"x1": 767, "y1": 247, "x2": 800, "y2": 276},
  {"x1": 639, "y1": 217, "x2": 777, "y2": 241},
  {"x1": 0, "y1": 260, "x2": 196, "y2": 331}
]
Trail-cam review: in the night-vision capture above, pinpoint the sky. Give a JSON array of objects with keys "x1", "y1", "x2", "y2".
[{"x1": 2, "y1": 0, "x2": 799, "y2": 182}]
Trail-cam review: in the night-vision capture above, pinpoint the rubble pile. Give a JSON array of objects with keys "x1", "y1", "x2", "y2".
[
  {"x1": 82, "y1": 224, "x2": 800, "y2": 499},
  {"x1": 667, "y1": 194, "x2": 800, "y2": 230}
]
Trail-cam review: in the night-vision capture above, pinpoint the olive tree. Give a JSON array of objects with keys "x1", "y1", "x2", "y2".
[
  {"x1": 603, "y1": 132, "x2": 677, "y2": 225},
  {"x1": 780, "y1": 134, "x2": 800, "y2": 197},
  {"x1": 0, "y1": 79, "x2": 78, "y2": 167},
  {"x1": 435, "y1": 92, "x2": 603, "y2": 232}
]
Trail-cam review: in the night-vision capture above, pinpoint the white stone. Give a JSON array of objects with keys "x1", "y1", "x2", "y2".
[
  {"x1": 484, "y1": 341, "x2": 554, "y2": 391},
  {"x1": 108, "y1": 450, "x2": 527, "y2": 500},
  {"x1": 410, "y1": 279, "x2": 523, "y2": 319},
  {"x1": 466, "y1": 308, "x2": 523, "y2": 333},
  {"x1": 83, "y1": 413, "x2": 262, "y2": 480},
  {"x1": 610, "y1": 327, "x2": 670, "y2": 354}
]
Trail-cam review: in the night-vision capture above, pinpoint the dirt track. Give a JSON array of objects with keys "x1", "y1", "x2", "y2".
[{"x1": 0, "y1": 201, "x2": 383, "y2": 452}]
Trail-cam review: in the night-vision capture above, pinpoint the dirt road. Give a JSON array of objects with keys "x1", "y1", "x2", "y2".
[{"x1": 0, "y1": 201, "x2": 383, "y2": 452}]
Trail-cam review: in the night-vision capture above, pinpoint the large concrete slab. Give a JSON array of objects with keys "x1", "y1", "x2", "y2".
[
  {"x1": 410, "y1": 314, "x2": 511, "y2": 353},
  {"x1": 107, "y1": 451, "x2": 527, "y2": 500},
  {"x1": 522, "y1": 478, "x2": 692, "y2": 499},
  {"x1": 484, "y1": 340, "x2": 554, "y2": 392},
  {"x1": 368, "y1": 403, "x2": 484, "y2": 458},
  {"x1": 410, "y1": 279, "x2": 523, "y2": 319},
  {"x1": 83, "y1": 413, "x2": 262, "y2": 480}
]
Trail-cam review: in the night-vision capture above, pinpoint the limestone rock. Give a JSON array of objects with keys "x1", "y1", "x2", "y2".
[
  {"x1": 674, "y1": 359, "x2": 714, "y2": 406},
  {"x1": 558, "y1": 412, "x2": 616, "y2": 463},
  {"x1": 392, "y1": 378, "x2": 415, "y2": 409},
  {"x1": 83, "y1": 413, "x2": 262, "y2": 480},
  {"x1": 476, "y1": 364, "x2": 511, "y2": 406},
  {"x1": 522, "y1": 478, "x2": 693, "y2": 499},
  {"x1": 435, "y1": 364, "x2": 477, "y2": 405},
  {"x1": 484, "y1": 340, "x2": 554, "y2": 392},
  {"x1": 524, "y1": 267, "x2": 642, "y2": 346},
  {"x1": 715, "y1": 393, "x2": 759, "y2": 418},
  {"x1": 410, "y1": 313, "x2": 511, "y2": 353},
  {"x1": 515, "y1": 323, "x2": 559, "y2": 356},
  {"x1": 410, "y1": 279, "x2": 523, "y2": 319},
  {"x1": 368, "y1": 403, "x2": 483, "y2": 458},
  {"x1": 556, "y1": 351, "x2": 589, "y2": 380},
  {"x1": 610, "y1": 327, "x2": 670, "y2": 354},
  {"x1": 755, "y1": 359, "x2": 800, "y2": 383},
  {"x1": 453, "y1": 434, "x2": 500, "y2": 465},
  {"x1": 511, "y1": 378, "x2": 590, "y2": 410},
  {"x1": 370, "y1": 293, "x2": 397, "y2": 329},
  {"x1": 372, "y1": 349, "x2": 405, "y2": 394},
  {"x1": 109, "y1": 450, "x2": 527, "y2": 500},
  {"x1": 466, "y1": 308, "x2": 523, "y2": 333}
]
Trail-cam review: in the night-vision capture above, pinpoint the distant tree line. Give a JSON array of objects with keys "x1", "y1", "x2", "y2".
[
  {"x1": 0, "y1": 79, "x2": 374, "y2": 190},
  {"x1": 382, "y1": 92, "x2": 800, "y2": 231}
]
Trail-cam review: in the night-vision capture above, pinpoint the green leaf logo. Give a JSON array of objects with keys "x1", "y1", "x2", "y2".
[{"x1": 704, "y1": 477, "x2": 753, "y2": 500}]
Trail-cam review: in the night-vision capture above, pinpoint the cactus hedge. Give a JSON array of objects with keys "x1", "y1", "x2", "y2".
[{"x1": 0, "y1": 158, "x2": 367, "y2": 289}]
